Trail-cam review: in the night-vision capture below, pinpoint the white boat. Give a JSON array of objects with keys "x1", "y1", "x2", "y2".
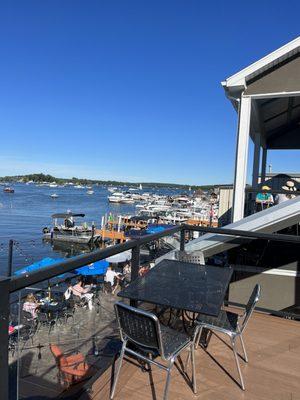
[
  {"x1": 87, "y1": 186, "x2": 93, "y2": 190},
  {"x1": 87, "y1": 190, "x2": 94, "y2": 195},
  {"x1": 49, "y1": 183, "x2": 58, "y2": 188},
  {"x1": 139, "y1": 184, "x2": 143, "y2": 190},
  {"x1": 108, "y1": 192, "x2": 134, "y2": 204},
  {"x1": 50, "y1": 193, "x2": 58, "y2": 198},
  {"x1": 74, "y1": 184, "x2": 84, "y2": 189}
]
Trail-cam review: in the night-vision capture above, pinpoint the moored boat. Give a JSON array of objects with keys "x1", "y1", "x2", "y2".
[
  {"x1": 43, "y1": 212, "x2": 100, "y2": 244},
  {"x1": 3, "y1": 187, "x2": 14, "y2": 193}
]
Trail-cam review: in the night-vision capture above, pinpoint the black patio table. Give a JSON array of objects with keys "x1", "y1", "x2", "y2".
[{"x1": 118, "y1": 259, "x2": 233, "y2": 317}]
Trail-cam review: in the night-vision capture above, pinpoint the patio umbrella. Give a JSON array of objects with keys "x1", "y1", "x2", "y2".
[
  {"x1": 14, "y1": 257, "x2": 65, "y2": 276},
  {"x1": 105, "y1": 250, "x2": 132, "y2": 264},
  {"x1": 14, "y1": 257, "x2": 66, "y2": 299},
  {"x1": 145, "y1": 224, "x2": 175, "y2": 234},
  {"x1": 75, "y1": 260, "x2": 109, "y2": 276}
]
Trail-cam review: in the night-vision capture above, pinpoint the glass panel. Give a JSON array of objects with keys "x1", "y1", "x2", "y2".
[
  {"x1": 9, "y1": 273, "x2": 119, "y2": 398},
  {"x1": 228, "y1": 237, "x2": 300, "y2": 319}
]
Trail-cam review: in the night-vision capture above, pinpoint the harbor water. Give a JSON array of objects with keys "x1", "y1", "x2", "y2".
[{"x1": 0, "y1": 183, "x2": 182, "y2": 274}]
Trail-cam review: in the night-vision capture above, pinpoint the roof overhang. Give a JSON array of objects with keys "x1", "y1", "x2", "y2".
[
  {"x1": 222, "y1": 36, "x2": 300, "y2": 95},
  {"x1": 222, "y1": 37, "x2": 300, "y2": 150}
]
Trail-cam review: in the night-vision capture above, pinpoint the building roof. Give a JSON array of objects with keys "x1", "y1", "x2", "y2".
[
  {"x1": 222, "y1": 37, "x2": 300, "y2": 149},
  {"x1": 222, "y1": 36, "x2": 300, "y2": 91}
]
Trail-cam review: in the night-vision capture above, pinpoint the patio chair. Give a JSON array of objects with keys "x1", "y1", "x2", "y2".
[
  {"x1": 36, "y1": 310, "x2": 56, "y2": 335},
  {"x1": 193, "y1": 284, "x2": 261, "y2": 390},
  {"x1": 174, "y1": 250, "x2": 205, "y2": 265},
  {"x1": 50, "y1": 344, "x2": 90, "y2": 388},
  {"x1": 110, "y1": 302, "x2": 197, "y2": 400}
]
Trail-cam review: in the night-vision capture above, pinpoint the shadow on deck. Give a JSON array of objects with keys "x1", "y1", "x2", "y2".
[{"x1": 77, "y1": 311, "x2": 300, "y2": 400}]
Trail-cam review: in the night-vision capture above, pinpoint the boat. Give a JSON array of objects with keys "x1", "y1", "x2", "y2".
[
  {"x1": 87, "y1": 190, "x2": 94, "y2": 195},
  {"x1": 50, "y1": 193, "x2": 58, "y2": 198},
  {"x1": 86, "y1": 186, "x2": 93, "y2": 190},
  {"x1": 42, "y1": 212, "x2": 100, "y2": 244},
  {"x1": 74, "y1": 184, "x2": 84, "y2": 189},
  {"x1": 49, "y1": 183, "x2": 58, "y2": 188},
  {"x1": 3, "y1": 187, "x2": 14, "y2": 193},
  {"x1": 139, "y1": 183, "x2": 143, "y2": 190},
  {"x1": 108, "y1": 192, "x2": 134, "y2": 204}
]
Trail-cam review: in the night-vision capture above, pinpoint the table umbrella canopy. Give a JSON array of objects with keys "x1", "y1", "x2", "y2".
[
  {"x1": 75, "y1": 260, "x2": 109, "y2": 276},
  {"x1": 106, "y1": 250, "x2": 132, "y2": 264},
  {"x1": 14, "y1": 257, "x2": 65, "y2": 276},
  {"x1": 145, "y1": 224, "x2": 175, "y2": 234}
]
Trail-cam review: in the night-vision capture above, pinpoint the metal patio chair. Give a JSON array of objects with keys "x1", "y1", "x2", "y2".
[
  {"x1": 110, "y1": 302, "x2": 197, "y2": 400},
  {"x1": 193, "y1": 284, "x2": 261, "y2": 390}
]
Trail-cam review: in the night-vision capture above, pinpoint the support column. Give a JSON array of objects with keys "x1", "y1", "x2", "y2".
[
  {"x1": 252, "y1": 132, "x2": 261, "y2": 188},
  {"x1": 261, "y1": 148, "x2": 267, "y2": 183},
  {"x1": 232, "y1": 96, "x2": 251, "y2": 222}
]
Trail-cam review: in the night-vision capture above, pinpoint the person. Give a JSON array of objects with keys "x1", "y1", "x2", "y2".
[
  {"x1": 123, "y1": 263, "x2": 131, "y2": 285},
  {"x1": 138, "y1": 265, "x2": 149, "y2": 277},
  {"x1": 104, "y1": 266, "x2": 122, "y2": 294},
  {"x1": 275, "y1": 180, "x2": 297, "y2": 204},
  {"x1": 71, "y1": 277, "x2": 94, "y2": 310},
  {"x1": 23, "y1": 293, "x2": 40, "y2": 319},
  {"x1": 255, "y1": 185, "x2": 274, "y2": 211}
]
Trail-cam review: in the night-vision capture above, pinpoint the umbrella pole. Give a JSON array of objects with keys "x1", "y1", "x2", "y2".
[{"x1": 48, "y1": 280, "x2": 51, "y2": 300}]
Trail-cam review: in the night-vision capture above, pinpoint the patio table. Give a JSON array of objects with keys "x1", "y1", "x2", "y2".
[{"x1": 118, "y1": 259, "x2": 233, "y2": 317}]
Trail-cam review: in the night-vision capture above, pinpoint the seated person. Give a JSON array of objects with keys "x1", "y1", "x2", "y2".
[
  {"x1": 122, "y1": 263, "x2": 131, "y2": 285},
  {"x1": 23, "y1": 293, "x2": 40, "y2": 319},
  {"x1": 104, "y1": 266, "x2": 122, "y2": 294},
  {"x1": 256, "y1": 185, "x2": 274, "y2": 210},
  {"x1": 138, "y1": 265, "x2": 149, "y2": 277},
  {"x1": 71, "y1": 277, "x2": 94, "y2": 310}
]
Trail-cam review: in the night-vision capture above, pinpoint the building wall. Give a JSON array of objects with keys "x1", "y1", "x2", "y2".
[{"x1": 218, "y1": 188, "x2": 233, "y2": 226}]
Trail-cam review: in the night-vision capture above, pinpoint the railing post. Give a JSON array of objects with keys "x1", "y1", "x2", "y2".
[
  {"x1": 180, "y1": 229, "x2": 185, "y2": 252},
  {"x1": 0, "y1": 277, "x2": 10, "y2": 400},
  {"x1": 130, "y1": 245, "x2": 140, "y2": 307},
  {"x1": 7, "y1": 240, "x2": 13, "y2": 278}
]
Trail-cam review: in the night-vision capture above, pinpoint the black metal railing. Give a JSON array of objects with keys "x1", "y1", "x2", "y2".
[{"x1": 1, "y1": 224, "x2": 300, "y2": 398}]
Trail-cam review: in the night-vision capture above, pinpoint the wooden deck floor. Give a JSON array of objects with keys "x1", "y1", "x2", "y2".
[{"x1": 80, "y1": 311, "x2": 300, "y2": 400}]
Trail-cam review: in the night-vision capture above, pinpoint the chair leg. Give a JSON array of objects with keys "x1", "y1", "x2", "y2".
[
  {"x1": 163, "y1": 358, "x2": 174, "y2": 400},
  {"x1": 195, "y1": 326, "x2": 203, "y2": 350},
  {"x1": 110, "y1": 342, "x2": 126, "y2": 399},
  {"x1": 239, "y1": 333, "x2": 248, "y2": 363},
  {"x1": 190, "y1": 344, "x2": 197, "y2": 394},
  {"x1": 230, "y1": 336, "x2": 245, "y2": 390}
]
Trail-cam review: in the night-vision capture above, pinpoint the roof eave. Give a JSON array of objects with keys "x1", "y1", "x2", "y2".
[{"x1": 223, "y1": 36, "x2": 300, "y2": 90}]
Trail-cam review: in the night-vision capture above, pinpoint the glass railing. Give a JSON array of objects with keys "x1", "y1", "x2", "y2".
[{"x1": 2, "y1": 224, "x2": 300, "y2": 398}]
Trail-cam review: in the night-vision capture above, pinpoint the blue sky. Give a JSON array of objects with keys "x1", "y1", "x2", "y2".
[{"x1": 1, "y1": 1, "x2": 300, "y2": 185}]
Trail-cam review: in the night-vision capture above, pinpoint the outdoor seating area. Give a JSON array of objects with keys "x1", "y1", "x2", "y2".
[
  {"x1": 79, "y1": 310, "x2": 300, "y2": 400},
  {"x1": 3, "y1": 225, "x2": 300, "y2": 400}
]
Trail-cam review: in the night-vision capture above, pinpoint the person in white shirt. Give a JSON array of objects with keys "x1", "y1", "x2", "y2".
[{"x1": 105, "y1": 266, "x2": 122, "y2": 294}]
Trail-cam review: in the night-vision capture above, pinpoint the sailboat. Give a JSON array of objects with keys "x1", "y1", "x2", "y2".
[{"x1": 139, "y1": 184, "x2": 143, "y2": 190}]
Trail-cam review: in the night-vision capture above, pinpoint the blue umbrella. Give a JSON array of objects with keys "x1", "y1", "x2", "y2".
[
  {"x1": 14, "y1": 257, "x2": 65, "y2": 275},
  {"x1": 75, "y1": 260, "x2": 109, "y2": 276},
  {"x1": 146, "y1": 224, "x2": 175, "y2": 234}
]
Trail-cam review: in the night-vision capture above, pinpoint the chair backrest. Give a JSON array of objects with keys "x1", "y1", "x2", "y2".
[
  {"x1": 21, "y1": 310, "x2": 33, "y2": 323},
  {"x1": 175, "y1": 250, "x2": 205, "y2": 265},
  {"x1": 50, "y1": 344, "x2": 68, "y2": 367},
  {"x1": 115, "y1": 302, "x2": 162, "y2": 354},
  {"x1": 240, "y1": 284, "x2": 261, "y2": 332}
]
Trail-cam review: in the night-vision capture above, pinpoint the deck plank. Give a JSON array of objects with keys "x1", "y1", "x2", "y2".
[{"x1": 81, "y1": 311, "x2": 300, "y2": 400}]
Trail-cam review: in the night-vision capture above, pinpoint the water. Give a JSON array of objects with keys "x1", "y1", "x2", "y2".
[{"x1": 0, "y1": 183, "x2": 182, "y2": 274}]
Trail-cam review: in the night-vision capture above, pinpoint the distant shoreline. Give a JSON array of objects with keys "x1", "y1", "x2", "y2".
[{"x1": 0, "y1": 173, "x2": 231, "y2": 191}]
